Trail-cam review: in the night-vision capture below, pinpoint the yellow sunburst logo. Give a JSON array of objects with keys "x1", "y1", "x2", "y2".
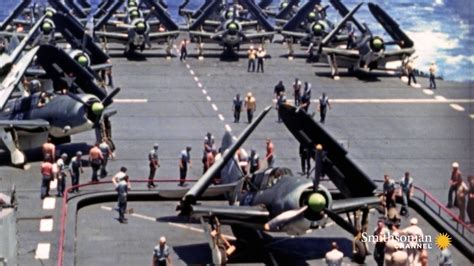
[{"x1": 435, "y1": 233, "x2": 452, "y2": 250}]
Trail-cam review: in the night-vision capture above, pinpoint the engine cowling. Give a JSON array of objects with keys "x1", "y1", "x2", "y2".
[
  {"x1": 369, "y1": 36, "x2": 385, "y2": 52},
  {"x1": 132, "y1": 19, "x2": 147, "y2": 35},
  {"x1": 41, "y1": 18, "x2": 55, "y2": 34},
  {"x1": 69, "y1": 50, "x2": 91, "y2": 68},
  {"x1": 299, "y1": 185, "x2": 333, "y2": 221}
]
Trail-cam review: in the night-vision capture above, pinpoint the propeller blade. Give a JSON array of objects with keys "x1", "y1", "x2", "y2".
[
  {"x1": 189, "y1": 0, "x2": 219, "y2": 31},
  {"x1": 317, "y1": 2, "x2": 363, "y2": 56},
  {"x1": 240, "y1": 0, "x2": 275, "y2": 32},
  {"x1": 142, "y1": 0, "x2": 179, "y2": 31},
  {"x1": 180, "y1": 105, "x2": 273, "y2": 215},
  {"x1": 329, "y1": 0, "x2": 365, "y2": 34},
  {"x1": 258, "y1": 0, "x2": 273, "y2": 9},
  {"x1": 102, "y1": 87, "x2": 121, "y2": 107},
  {"x1": 368, "y1": 3, "x2": 413, "y2": 48},
  {"x1": 282, "y1": 0, "x2": 320, "y2": 31},
  {"x1": 276, "y1": 0, "x2": 299, "y2": 19},
  {"x1": 67, "y1": 92, "x2": 90, "y2": 106},
  {"x1": 264, "y1": 206, "x2": 307, "y2": 231}
]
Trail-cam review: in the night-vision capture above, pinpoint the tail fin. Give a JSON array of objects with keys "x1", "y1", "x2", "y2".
[{"x1": 220, "y1": 132, "x2": 244, "y2": 184}]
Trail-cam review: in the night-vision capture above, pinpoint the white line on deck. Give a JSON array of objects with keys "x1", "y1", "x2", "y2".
[
  {"x1": 168, "y1": 222, "x2": 236, "y2": 240},
  {"x1": 186, "y1": 64, "x2": 190, "y2": 69},
  {"x1": 202, "y1": 89, "x2": 207, "y2": 94},
  {"x1": 42, "y1": 197, "x2": 56, "y2": 210},
  {"x1": 206, "y1": 96, "x2": 212, "y2": 101},
  {"x1": 275, "y1": 98, "x2": 474, "y2": 104},
  {"x1": 131, "y1": 213, "x2": 156, "y2": 222},
  {"x1": 114, "y1": 99, "x2": 148, "y2": 103},
  {"x1": 218, "y1": 114, "x2": 225, "y2": 121},
  {"x1": 101, "y1": 205, "x2": 113, "y2": 211},
  {"x1": 39, "y1": 219, "x2": 53, "y2": 232},
  {"x1": 35, "y1": 243, "x2": 50, "y2": 260},
  {"x1": 211, "y1": 104, "x2": 218, "y2": 111},
  {"x1": 449, "y1": 104, "x2": 465, "y2": 112},
  {"x1": 422, "y1": 89, "x2": 434, "y2": 95},
  {"x1": 190, "y1": 70, "x2": 194, "y2": 75},
  {"x1": 194, "y1": 76, "x2": 199, "y2": 82},
  {"x1": 197, "y1": 82, "x2": 202, "y2": 88},
  {"x1": 225, "y1": 124, "x2": 232, "y2": 132},
  {"x1": 470, "y1": 114, "x2": 474, "y2": 120}
]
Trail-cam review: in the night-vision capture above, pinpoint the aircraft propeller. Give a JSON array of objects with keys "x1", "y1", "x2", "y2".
[{"x1": 315, "y1": 2, "x2": 363, "y2": 60}]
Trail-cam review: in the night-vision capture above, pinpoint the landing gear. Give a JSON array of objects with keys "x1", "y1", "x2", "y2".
[
  {"x1": 286, "y1": 37, "x2": 294, "y2": 59},
  {"x1": 96, "y1": 117, "x2": 115, "y2": 151},
  {"x1": 200, "y1": 216, "x2": 235, "y2": 265},
  {"x1": 165, "y1": 37, "x2": 173, "y2": 58},
  {"x1": 351, "y1": 209, "x2": 369, "y2": 264},
  {"x1": 1, "y1": 129, "x2": 25, "y2": 166},
  {"x1": 327, "y1": 53, "x2": 340, "y2": 80}
]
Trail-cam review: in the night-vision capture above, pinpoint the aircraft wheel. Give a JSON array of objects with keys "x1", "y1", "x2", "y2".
[{"x1": 353, "y1": 239, "x2": 367, "y2": 264}]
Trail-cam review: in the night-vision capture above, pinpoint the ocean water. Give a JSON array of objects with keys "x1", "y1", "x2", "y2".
[{"x1": 1, "y1": 0, "x2": 472, "y2": 81}]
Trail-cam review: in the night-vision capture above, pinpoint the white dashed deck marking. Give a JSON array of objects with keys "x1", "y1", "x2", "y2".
[{"x1": 35, "y1": 243, "x2": 50, "y2": 260}]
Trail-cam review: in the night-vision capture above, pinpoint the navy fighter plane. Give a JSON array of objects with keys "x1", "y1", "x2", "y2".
[
  {"x1": 0, "y1": 45, "x2": 119, "y2": 166},
  {"x1": 315, "y1": 1, "x2": 415, "y2": 78},
  {"x1": 280, "y1": 0, "x2": 361, "y2": 56},
  {"x1": 94, "y1": 0, "x2": 180, "y2": 55},
  {"x1": 176, "y1": 105, "x2": 381, "y2": 264},
  {"x1": 188, "y1": 0, "x2": 275, "y2": 56}
]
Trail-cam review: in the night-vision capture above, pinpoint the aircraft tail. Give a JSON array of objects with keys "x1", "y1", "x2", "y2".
[{"x1": 219, "y1": 132, "x2": 244, "y2": 185}]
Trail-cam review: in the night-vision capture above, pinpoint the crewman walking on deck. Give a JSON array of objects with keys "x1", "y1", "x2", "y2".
[
  {"x1": 429, "y1": 61, "x2": 437, "y2": 89},
  {"x1": 56, "y1": 153, "x2": 68, "y2": 197},
  {"x1": 276, "y1": 91, "x2": 287, "y2": 122},
  {"x1": 318, "y1": 92, "x2": 331, "y2": 124},
  {"x1": 299, "y1": 144, "x2": 311, "y2": 175},
  {"x1": 256, "y1": 46, "x2": 266, "y2": 73},
  {"x1": 383, "y1": 174, "x2": 396, "y2": 210},
  {"x1": 99, "y1": 138, "x2": 114, "y2": 178},
  {"x1": 153, "y1": 236, "x2": 172, "y2": 266},
  {"x1": 112, "y1": 167, "x2": 130, "y2": 224},
  {"x1": 249, "y1": 149, "x2": 260, "y2": 174},
  {"x1": 247, "y1": 46, "x2": 256, "y2": 72},
  {"x1": 148, "y1": 143, "x2": 160, "y2": 188},
  {"x1": 69, "y1": 151, "x2": 83, "y2": 193},
  {"x1": 406, "y1": 60, "x2": 417, "y2": 86},
  {"x1": 399, "y1": 172, "x2": 414, "y2": 216},
  {"x1": 265, "y1": 138, "x2": 275, "y2": 168},
  {"x1": 244, "y1": 92, "x2": 256, "y2": 123},
  {"x1": 293, "y1": 78, "x2": 302, "y2": 106},
  {"x1": 232, "y1": 94, "x2": 243, "y2": 123},
  {"x1": 202, "y1": 132, "x2": 215, "y2": 172},
  {"x1": 42, "y1": 138, "x2": 55, "y2": 162},
  {"x1": 447, "y1": 162, "x2": 462, "y2": 208},
  {"x1": 40, "y1": 155, "x2": 53, "y2": 199},
  {"x1": 180, "y1": 39, "x2": 188, "y2": 61},
  {"x1": 89, "y1": 143, "x2": 103, "y2": 182},
  {"x1": 179, "y1": 146, "x2": 192, "y2": 186},
  {"x1": 274, "y1": 81, "x2": 285, "y2": 99}
]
